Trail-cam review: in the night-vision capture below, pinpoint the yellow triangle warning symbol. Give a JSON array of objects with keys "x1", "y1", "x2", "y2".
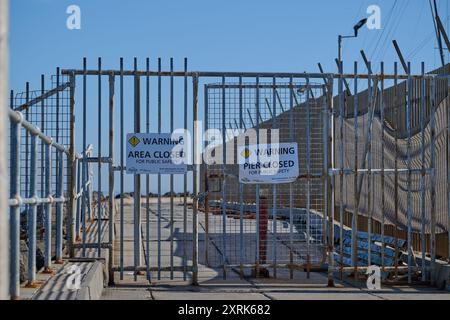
[{"x1": 128, "y1": 136, "x2": 140, "y2": 147}]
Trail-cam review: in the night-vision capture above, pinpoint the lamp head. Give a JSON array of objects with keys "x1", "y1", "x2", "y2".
[{"x1": 353, "y1": 18, "x2": 368, "y2": 37}]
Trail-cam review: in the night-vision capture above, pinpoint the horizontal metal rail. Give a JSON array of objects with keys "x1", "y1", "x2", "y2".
[
  {"x1": 61, "y1": 69, "x2": 434, "y2": 80},
  {"x1": 14, "y1": 82, "x2": 71, "y2": 112},
  {"x1": 8, "y1": 109, "x2": 69, "y2": 155},
  {"x1": 7, "y1": 108, "x2": 92, "y2": 299}
]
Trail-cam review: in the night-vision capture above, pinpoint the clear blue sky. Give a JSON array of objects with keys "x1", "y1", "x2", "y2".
[{"x1": 9, "y1": 0, "x2": 449, "y2": 193}]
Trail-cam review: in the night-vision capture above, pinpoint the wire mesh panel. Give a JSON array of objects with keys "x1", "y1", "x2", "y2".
[
  {"x1": 203, "y1": 81, "x2": 327, "y2": 280},
  {"x1": 10, "y1": 75, "x2": 71, "y2": 228}
]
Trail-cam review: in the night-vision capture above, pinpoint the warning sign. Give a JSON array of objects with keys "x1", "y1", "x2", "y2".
[
  {"x1": 238, "y1": 143, "x2": 299, "y2": 184},
  {"x1": 126, "y1": 133, "x2": 187, "y2": 174}
]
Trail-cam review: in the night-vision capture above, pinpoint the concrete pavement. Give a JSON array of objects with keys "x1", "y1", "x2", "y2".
[{"x1": 102, "y1": 198, "x2": 450, "y2": 300}]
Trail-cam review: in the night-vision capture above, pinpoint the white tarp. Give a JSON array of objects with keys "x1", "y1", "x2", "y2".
[
  {"x1": 126, "y1": 133, "x2": 187, "y2": 174},
  {"x1": 238, "y1": 143, "x2": 299, "y2": 184}
]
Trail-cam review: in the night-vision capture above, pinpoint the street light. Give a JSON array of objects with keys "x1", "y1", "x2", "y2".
[
  {"x1": 333, "y1": 19, "x2": 367, "y2": 289},
  {"x1": 338, "y1": 18, "x2": 367, "y2": 73}
]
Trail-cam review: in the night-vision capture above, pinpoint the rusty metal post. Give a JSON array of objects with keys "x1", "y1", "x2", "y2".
[
  {"x1": 134, "y1": 58, "x2": 142, "y2": 278},
  {"x1": 108, "y1": 73, "x2": 115, "y2": 285},
  {"x1": 192, "y1": 75, "x2": 199, "y2": 285},
  {"x1": 259, "y1": 189, "x2": 268, "y2": 277},
  {"x1": 203, "y1": 83, "x2": 210, "y2": 270},
  {"x1": 0, "y1": 0, "x2": 8, "y2": 300},
  {"x1": 183, "y1": 58, "x2": 189, "y2": 279},
  {"x1": 325, "y1": 75, "x2": 335, "y2": 287},
  {"x1": 430, "y1": 75, "x2": 437, "y2": 284},
  {"x1": 352, "y1": 62, "x2": 359, "y2": 278},
  {"x1": 68, "y1": 72, "x2": 77, "y2": 258}
]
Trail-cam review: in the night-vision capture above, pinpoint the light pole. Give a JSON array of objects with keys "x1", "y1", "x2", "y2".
[
  {"x1": 338, "y1": 18, "x2": 367, "y2": 73},
  {"x1": 334, "y1": 18, "x2": 367, "y2": 286}
]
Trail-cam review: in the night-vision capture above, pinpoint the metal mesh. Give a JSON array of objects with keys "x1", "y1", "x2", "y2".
[
  {"x1": 335, "y1": 77, "x2": 449, "y2": 235},
  {"x1": 11, "y1": 75, "x2": 71, "y2": 223},
  {"x1": 203, "y1": 82, "x2": 327, "y2": 278}
]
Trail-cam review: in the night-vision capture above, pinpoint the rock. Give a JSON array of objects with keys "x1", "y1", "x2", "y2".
[
  {"x1": 19, "y1": 240, "x2": 28, "y2": 283},
  {"x1": 20, "y1": 205, "x2": 46, "y2": 238},
  {"x1": 35, "y1": 245, "x2": 45, "y2": 271}
]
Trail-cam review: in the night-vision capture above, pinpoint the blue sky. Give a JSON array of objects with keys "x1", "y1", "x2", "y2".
[{"x1": 9, "y1": 0, "x2": 449, "y2": 193}]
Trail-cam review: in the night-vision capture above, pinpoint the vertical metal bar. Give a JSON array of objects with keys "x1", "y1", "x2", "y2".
[
  {"x1": 221, "y1": 76, "x2": 227, "y2": 279},
  {"x1": 169, "y1": 58, "x2": 174, "y2": 280},
  {"x1": 9, "y1": 107, "x2": 20, "y2": 299},
  {"x1": 406, "y1": 62, "x2": 412, "y2": 284},
  {"x1": 134, "y1": 57, "x2": 142, "y2": 279},
  {"x1": 66, "y1": 73, "x2": 77, "y2": 258},
  {"x1": 272, "y1": 77, "x2": 278, "y2": 278},
  {"x1": 338, "y1": 60, "x2": 344, "y2": 279},
  {"x1": 25, "y1": 83, "x2": 29, "y2": 205},
  {"x1": 393, "y1": 62, "x2": 399, "y2": 277},
  {"x1": 68, "y1": 71, "x2": 77, "y2": 258},
  {"x1": 82, "y1": 58, "x2": 87, "y2": 256},
  {"x1": 306, "y1": 76, "x2": 312, "y2": 279},
  {"x1": 183, "y1": 58, "x2": 188, "y2": 280},
  {"x1": 26, "y1": 127, "x2": 37, "y2": 287},
  {"x1": 145, "y1": 57, "x2": 150, "y2": 281},
  {"x1": 255, "y1": 76, "x2": 260, "y2": 277},
  {"x1": 157, "y1": 57, "x2": 162, "y2": 280},
  {"x1": 75, "y1": 158, "x2": 81, "y2": 242},
  {"x1": 430, "y1": 75, "x2": 437, "y2": 284},
  {"x1": 289, "y1": 76, "x2": 294, "y2": 279},
  {"x1": 43, "y1": 132, "x2": 52, "y2": 274},
  {"x1": 55, "y1": 149, "x2": 63, "y2": 262},
  {"x1": 40, "y1": 75, "x2": 45, "y2": 229},
  {"x1": 380, "y1": 62, "x2": 386, "y2": 271},
  {"x1": 352, "y1": 62, "x2": 359, "y2": 276},
  {"x1": 367, "y1": 62, "x2": 372, "y2": 267},
  {"x1": 447, "y1": 71, "x2": 450, "y2": 268},
  {"x1": 203, "y1": 84, "x2": 210, "y2": 271},
  {"x1": 420, "y1": 62, "x2": 426, "y2": 282},
  {"x1": 108, "y1": 73, "x2": 115, "y2": 285},
  {"x1": 0, "y1": 0, "x2": 8, "y2": 300},
  {"x1": 238, "y1": 76, "x2": 244, "y2": 278},
  {"x1": 119, "y1": 57, "x2": 124, "y2": 280},
  {"x1": 97, "y1": 58, "x2": 103, "y2": 257},
  {"x1": 326, "y1": 75, "x2": 335, "y2": 287},
  {"x1": 192, "y1": 75, "x2": 199, "y2": 285}
]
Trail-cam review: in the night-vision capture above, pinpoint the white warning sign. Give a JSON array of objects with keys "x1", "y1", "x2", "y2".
[
  {"x1": 238, "y1": 143, "x2": 299, "y2": 184},
  {"x1": 126, "y1": 133, "x2": 187, "y2": 174}
]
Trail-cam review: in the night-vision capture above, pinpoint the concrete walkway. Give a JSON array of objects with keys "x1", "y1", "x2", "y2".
[{"x1": 103, "y1": 198, "x2": 450, "y2": 300}]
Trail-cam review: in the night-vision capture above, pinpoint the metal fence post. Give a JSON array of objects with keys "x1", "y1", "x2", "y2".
[
  {"x1": 68, "y1": 72, "x2": 77, "y2": 258},
  {"x1": 133, "y1": 58, "x2": 142, "y2": 278},
  {"x1": 55, "y1": 149, "x2": 64, "y2": 263},
  {"x1": 43, "y1": 139, "x2": 53, "y2": 274},
  {"x1": 192, "y1": 74, "x2": 199, "y2": 285},
  {"x1": 108, "y1": 73, "x2": 115, "y2": 285},
  {"x1": 27, "y1": 130, "x2": 38, "y2": 286},
  {"x1": 0, "y1": 0, "x2": 9, "y2": 300},
  {"x1": 325, "y1": 75, "x2": 335, "y2": 287},
  {"x1": 9, "y1": 109, "x2": 20, "y2": 299}
]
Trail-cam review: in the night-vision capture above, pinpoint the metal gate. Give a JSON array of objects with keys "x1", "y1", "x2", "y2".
[
  {"x1": 57, "y1": 59, "x2": 450, "y2": 287},
  {"x1": 202, "y1": 80, "x2": 329, "y2": 280},
  {"x1": 62, "y1": 60, "x2": 337, "y2": 284},
  {"x1": 5, "y1": 56, "x2": 450, "y2": 299}
]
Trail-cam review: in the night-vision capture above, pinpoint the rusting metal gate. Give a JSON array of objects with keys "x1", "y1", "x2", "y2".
[
  {"x1": 5, "y1": 56, "x2": 450, "y2": 300},
  {"x1": 36, "y1": 60, "x2": 450, "y2": 286}
]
